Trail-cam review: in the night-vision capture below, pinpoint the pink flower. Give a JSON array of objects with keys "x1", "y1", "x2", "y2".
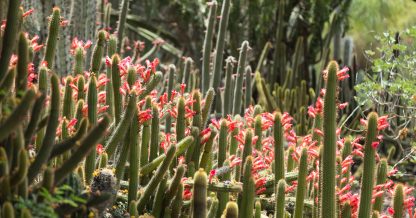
[
  {"x1": 337, "y1": 67, "x2": 350, "y2": 81},
  {"x1": 96, "y1": 144, "x2": 104, "y2": 154}
]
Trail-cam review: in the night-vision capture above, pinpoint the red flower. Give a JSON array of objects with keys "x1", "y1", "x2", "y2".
[{"x1": 96, "y1": 144, "x2": 104, "y2": 154}]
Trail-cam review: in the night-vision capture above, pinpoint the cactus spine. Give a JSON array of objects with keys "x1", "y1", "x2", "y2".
[
  {"x1": 357, "y1": 112, "x2": 378, "y2": 218},
  {"x1": 320, "y1": 61, "x2": 338, "y2": 218}
]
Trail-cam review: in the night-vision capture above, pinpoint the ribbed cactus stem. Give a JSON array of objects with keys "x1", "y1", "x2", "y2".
[
  {"x1": 105, "y1": 92, "x2": 137, "y2": 158},
  {"x1": 111, "y1": 54, "x2": 122, "y2": 124},
  {"x1": 357, "y1": 112, "x2": 378, "y2": 218},
  {"x1": 176, "y1": 97, "x2": 186, "y2": 141},
  {"x1": 54, "y1": 116, "x2": 109, "y2": 185},
  {"x1": 128, "y1": 109, "x2": 140, "y2": 204},
  {"x1": 232, "y1": 41, "x2": 249, "y2": 115},
  {"x1": 244, "y1": 66, "x2": 253, "y2": 109},
  {"x1": 25, "y1": 93, "x2": 46, "y2": 147},
  {"x1": 274, "y1": 113, "x2": 285, "y2": 185},
  {"x1": 165, "y1": 65, "x2": 176, "y2": 133},
  {"x1": 10, "y1": 148, "x2": 28, "y2": 186},
  {"x1": 149, "y1": 103, "x2": 160, "y2": 161},
  {"x1": 116, "y1": 0, "x2": 129, "y2": 53},
  {"x1": 393, "y1": 184, "x2": 404, "y2": 218},
  {"x1": 138, "y1": 71, "x2": 162, "y2": 100},
  {"x1": 208, "y1": 194, "x2": 219, "y2": 218},
  {"x1": 140, "y1": 97, "x2": 152, "y2": 169},
  {"x1": 0, "y1": 68, "x2": 15, "y2": 102},
  {"x1": 373, "y1": 159, "x2": 387, "y2": 212},
  {"x1": 222, "y1": 202, "x2": 238, "y2": 218},
  {"x1": 240, "y1": 156, "x2": 255, "y2": 218},
  {"x1": 201, "y1": 1, "x2": 217, "y2": 93},
  {"x1": 16, "y1": 32, "x2": 28, "y2": 97},
  {"x1": 254, "y1": 115, "x2": 262, "y2": 150},
  {"x1": 218, "y1": 119, "x2": 228, "y2": 168},
  {"x1": 129, "y1": 200, "x2": 137, "y2": 217},
  {"x1": 136, "y1": 144, "x2": 176, "y2": 213},
  {"x1": 294, "y1": 147, "x2": 308, "y2": 218},
  {"x1": 320, "y1": 61, "x2": 339, "y2": 218},
  {"x1": 2, "y1": 201, "x2": 15, "y2": 218},
  {"x1": 254, "y1": 200, "x2": 261, "y2": 218},
  {"x1": 211, "y1": 0, "x2": 231, "y2": 92},
  {"x1": 77, "y1": 75, "x2": 85, "y2": 100},
  {"x1": 223, "y1": 56, "x2": 235, "y2": 116},
  {"x1": 202, "y1": 88, "x2": 215, "y2": 126},
  {"x1": 115, "y1": 131, "x2": 131, "y2": 180},
  {"x1": 85, "y1": 74, "x2": 98, "y2": 184},
  {"x1": 0, "y1": 1, "x2": 21, "y2": 84},
  {"x1": 275, "y1": 179, "x2": 286, "y2": 218},
  {"x1": 28, "y1": 74, "x2": 60, "y2": 184},
  {"x1": 43, "y1": 7, "x2": 61, "y2": 68},
  {"x1": 152, "y1": 177, "x2": 167, "y2": 217},
  {"x1": 73, "y1": 47, "x2": 84, "y2": 75},
  {"x1": 164, "y1": 164, "x2": 186, "y2": 208},
  {"x1": 171, "y1": 182, "x2": 184, "y2": 217},
  {"x1": 192, "y1": 169, "x2": 208, "y2": 218},
  {"x1": 74, "y1": 100, "x2": 84, "y2": 129},
  {"x1": 200, "y1": 127, "x2": 217, "y2": 170},
  {"x1": 241, "y1": 130, "x2": 253, "y2": 177},
  {"x1": 217, "y1": 161, "x2": 231, "y2": 218},
  {"x1": 90, "y1": 30, "x2": 106, "y2": 73},
  {"x1": 63, "y1": 76, "x2": 73, "y2": 119},
  {"x1": 181, "y1": 57, "x2": 192, "y2": 89}
]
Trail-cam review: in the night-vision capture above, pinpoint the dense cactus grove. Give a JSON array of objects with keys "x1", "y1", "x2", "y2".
[{"x1": 0, "y1": 0, "x2": 415, "y2": 218}]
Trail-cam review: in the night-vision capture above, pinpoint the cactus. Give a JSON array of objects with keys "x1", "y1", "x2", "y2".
[
  {"x1": 85, "y1": 74, "x2": 98, "y2": 184},
  {"x1": 232, "y1": 41, "x2": 249, "y2": 115},
  {"x1": 136, "y1": 144, "x2": 176, "y2": 213},
  {"x1": 201, "y1": 1, "x2": 217, "y2": 93},
  {"x1": 244, "y1": 66, "x2": 253, "y2": 109},
  {"x1": 150, "y1": 103, "x2": 160, "y2": 161},
  {"x1": 43, "y1": 7, "x2": 61, "y2": 69},
  {"x1": 320, "y1": 61, "x2": 338, "y2": 218},
  {"x1": 208, "y1": 193, "x2": 219, "y2": 218},
  {"x1": 218, "y1": 120, "x2": 228, "y2": 168},
  {"x1": 116, "y1": 0, "x2": 129, "y2": 53},
  {"x1": 393, "y1": 184, "x2": 404, "y2": 218},
  {"x1": 274, "y1": 112, "x2": 285, "y2": 184},
  {"x1": 254, "y1": 115, "x2": 262, "y2": 150},
  {"x1": 171, "y1": 182, "x2": 184, "y2": 217},
  {"x1": 16, "y1": 32, "x2": 28, "y2": 97},
  {"x1": 357, "y1": 112, "x2": 379, "y2": 218},
  {"x1": 128, "y1": 108, "x2": 140, "y2": 204},
  {"x1": 254, "y1": 200, "x2": 261, "y2": 218},
  {"x1": 163, "y1": 164, "x2": 186, "y2": 208},
  {"x1": 192, "y1": 169, "x2": 208, "y2": 218},
  {"x1": 202, "y1": 88, "x2": 215, "y2": 126},
  {"x1": 200, "y1": 127, "x2": 217, "y2": 170},
  {"x1": 240, "y1": 156, "x2": 255, "y2": 218},
  {"x1": 90, "y1": 30, "x2": 106, "y2": 73},
  {"x1": 165, "y1": 65, "x2": 176, "y2": 133},
  {"x1": 111, "y1": 54, "x2": 122, "y2": 124},
  {"x1": 222, "y1": 202, "x2": 238, "y2": 218},
  {"x1": 341, "y1": 202, "x2": 351, "y2": 218},
  {"x1": 275, "y1": 179, "x2": 286, "y2": 218},
  {"x1": 0, "y1": 1, "x2": 21, "y2": 85},
  {"x1": 152, "y1": 176, "x2": 167, "y2": 217},
  {"x1": 62, "y1": 76, "x2": 73, "y2": 119},
  {"x1": 293, "y1": 148, "x2": 307, "y2": 218},
  {"x1": 2, "y1": 201, "x2": 15, "y2": 218},
  {"x1": 223, "y1": 56, "x2": 235, "y2": 116},
  {"x1": 28, "y1": 74, "x2": 60, "y2": 184},
  {"x1": 55, "y1": 116, "x2": 110, "y2": 184},
  {"x1": 176, "y1": 97, "x2": 186, "y2": 141},
  {"x1": 373, "y1": 159, "x2": 387, "y2": 212}
]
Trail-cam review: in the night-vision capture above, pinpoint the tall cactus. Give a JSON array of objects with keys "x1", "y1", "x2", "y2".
[
  {"x1": 373, "y1": 159, "x2": 387, "y2": 212},
  {"x1": 232, "y1": 41, "x2": 249, "y2": 115},
  {"x1": 201, "y1": 1, "x2": 217, "y2": 93},
  {"x1": 393, "y1": 184, "x2": 404, "y2": 218},
  {"x1": 85, "y1": 74, "x2": 98, "y2": 184},
  {"x1": 275, "y1": 179, "x2": 286, "y2": 218},
  {"x1": 240, "y1": 156, "x2": 255, "y2": 218},
  {"x1": 357, "y1": 112, "x2": 379, "y2": 218},
  {"x1": 43, "y1": 7, "x2": 61, "y2": 69},
  {"x1": 320, "y1": 61, "x2": 338, "y2": 218},
  {"x1": 192, "y1": 169, "x2": 208, "y2": 218},
  {"x1": 116, "y1": 0, "x2": 129, "y2": 53},
  {"x1": 293, "y1": 148, "x2": 307, "y2": 218}
]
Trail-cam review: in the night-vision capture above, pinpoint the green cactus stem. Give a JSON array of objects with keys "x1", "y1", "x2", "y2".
[
  {"x1": 218, "y1": 120, "x2": 228, "y2": 168},
  {"x1": 171, "y1": 182, "x2": 184, "y2": 217},
  {"x1": 73, "y1": 47, "x2": 84, "y2": 76},
  {"x1": 254, "y1": 115, "x2": 262, "y2": 151},
  {"x1": 274, "y1": 113, "x2": 285, "y2": 184},
  {"x1": 275, "y1": 179, "x2": 286, "y2": 218},
  {"x1": 62, "y1": 76, "x2": 73, "y2": 119},
  {"x1": 138, "y1": 71, "x2": 162, "y2": 100},
  {"x1": 165, "y1": 65, "x2": 176, "y2": 133},
  {"x1": 116, "y1": 0, "x2": 129, "y2": 53},
  {"x1": 128, "y1": 109, "x2": 140, "y2": 204},
  {"x1": 16, "y1": 32, "x2": 29, "y2": 97},
  {"x1": 341, "y1": 201, "x2": 351, "y2": 218},
  {"x1": 42, "y1": 167, "x2": 55, "y2": 192},
  {"x1": 90, "y1": 30, "x2": 106, "y2": 73},
  {"x1": 211, "y1": 0, "x2": 231, "y2": 93},
  {"x1": 244, "y1": 66, "x2": 253, "y2": 109},
  {"x1": 217, "y1": 161, "x2": 231, "y2": 218},
  {"x1": 28, "y1": 74, "x2": 60, "y2": 183},
  {"x1": 222, "y1": 201, "x2": 238, "y2": 218},
  {"x1": 115, "y1": 130, "x2": 130, "y2": 181},
  {"x1": 393, "y1": 184, "x2": 404, "y2": 218},
  {"x1": 10, "y1": 148, "x2": 28, "y2": 187},
  {"x1": 140, "y1": 97, "x2": 152, "y2": 170},
  {"x1": 232, "y1": 41, "x2": 249, "y2": 115},
  {"x1": 176, "y1": 97, "x2": 186, "y2": 141},
  {"x1": 0, "y1": 68, "x2": 15, "y2": 102},
  {"x1": 223, "y1": 56, "x2": 235, "y2": 116},
  {"x1": 201, "y1": 1, "x2": 217, "y2": 93},
  {"x1": 77, "y1": 75, "x2": 85, "y2": 100},
  {"x1": 150, "y1": 103, "x2": 160, "y2": 161},
  {"x1": 49, "y1": 118, "x2": 88, "y2": 159},
  {"x1": 85, "y1": 74, "x2": 98, "y2": 184},
  {"x1": 136, "y1": 144, "x2": 176, "y2": 213},
  {"x1": 241, "y1": 130, "x2": 253, "y2": 178},
  {"x1": 254, "y1": 200, "x2": 261, "y2": 218},
  {"x1": 294, "y1": 148, "x2": 308, "y2": 218},
  {"x1": 357, "y1": 112, "x2": 379, "y2": 218},
  {"x1": 192, "y1": 169, "x2": 208, "y2": 218},
  {"x1": 0, "y1": 89, "x2": 37, "y2": 142},
  {"x1": 208, "y1": 194, "x2": 219, "y2": 218},
  {"x1": 163, "y1": 164, "x2": 186, "y2": 208},
  {"x1": 0, "y1": 1, "x2": 21, "y2": 85},
  {"x1": 2, "y1": 201, "x2": 15, "y2": 218},
  {"x1": 43, "y1": 7, "x2": 61, "y2": 68},
  {"x1": 373, "y1": 159, "x2": 388, "y2": 212},
  {"x1": 199, "y1": 127, "x2": 217, "y2": 170},
  {"x1": 129, "y1": 200, "x2": 138, "y2": 217},
  {"x1": 105, "y1": 92, "x2": 137, "y2": 158},
  {"x1": 152, "y1": 177, "x2": 167, "y2": 217},
  {"x1": 54, "y1": 116, "x2": 109, "y2": 185},
  {"x1": 240, "y1": 156, "x2": 255, "y2": 218},
  {"x1": 320, "y1": 61, "x2": 339, "y2": 218},
  {"x1": 111, "y1": 54, "x2": 122, "y2": 124},
  {"x1": 202, "y1": 88, "x2": 215, "y2": 127}
]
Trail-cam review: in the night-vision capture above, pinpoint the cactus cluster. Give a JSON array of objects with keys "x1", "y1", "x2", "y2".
[{"x1": 0, "y1": 1, "x2": 414, "y2": 218}]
